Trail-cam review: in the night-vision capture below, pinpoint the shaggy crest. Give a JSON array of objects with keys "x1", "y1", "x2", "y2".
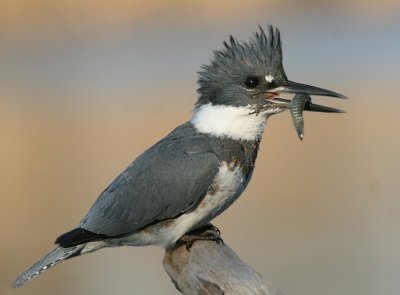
[{"x1": 197, "y1": 25, "x2": 286, "y2": 104}]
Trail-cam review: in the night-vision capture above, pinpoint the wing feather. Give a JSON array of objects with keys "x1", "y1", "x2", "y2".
[{"x1": 80, "y1": 123, "x2": 220, "y2": 236}]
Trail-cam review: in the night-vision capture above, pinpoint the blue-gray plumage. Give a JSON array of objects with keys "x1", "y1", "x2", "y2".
[
  {"x1": 13, "y1": 25, "x2": 346, "y2": 288},
  {"x1": 79, "y1": 122, "x2": 259, "y2": 238}
]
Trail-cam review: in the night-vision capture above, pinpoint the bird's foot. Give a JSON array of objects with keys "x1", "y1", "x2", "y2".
[{"x1": 178, "y1": 224, "x2": 224, "y2": 251}]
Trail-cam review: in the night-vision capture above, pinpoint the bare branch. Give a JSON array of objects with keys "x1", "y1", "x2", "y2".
[{"x1": 163, "y1": 237, "x2": 283, "y2": 295}]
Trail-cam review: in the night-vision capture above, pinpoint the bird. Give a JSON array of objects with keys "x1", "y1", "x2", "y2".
[{"x1": 13, "y1": 25, "x2": 346, "y2": 288}]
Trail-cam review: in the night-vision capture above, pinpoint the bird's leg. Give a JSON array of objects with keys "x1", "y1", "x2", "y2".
[{"x1": 177, "y1": 223, "x2": 224, "y2": 251}]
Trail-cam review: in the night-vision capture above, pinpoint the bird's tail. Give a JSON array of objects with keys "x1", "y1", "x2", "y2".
[{"x1": 12, "y1": 245, "x2": 84, "y2": 288}]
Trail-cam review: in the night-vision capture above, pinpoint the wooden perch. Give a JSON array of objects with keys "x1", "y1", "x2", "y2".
[{"x1": 163, "y1": 231, "x2": 283, "y2": 295}]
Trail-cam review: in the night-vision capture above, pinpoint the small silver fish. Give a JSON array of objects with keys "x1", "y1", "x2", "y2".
[{"x1": 290, "y1": 93, "x2": 311, "y2": 140}]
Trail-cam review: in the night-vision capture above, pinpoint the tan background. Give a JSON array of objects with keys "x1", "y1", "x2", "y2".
[{"x1": 1, "y1": 1, "x2": 400, "y2": 294}]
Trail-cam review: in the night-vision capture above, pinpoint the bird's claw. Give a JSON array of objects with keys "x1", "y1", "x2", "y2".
[{"x1": 178, "y1": 224, "x2": 224, "y2": 251}]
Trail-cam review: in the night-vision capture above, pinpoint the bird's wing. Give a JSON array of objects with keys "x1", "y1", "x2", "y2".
[{"x1": 79, "y1": 124, "x2": 220, "y2": 237}]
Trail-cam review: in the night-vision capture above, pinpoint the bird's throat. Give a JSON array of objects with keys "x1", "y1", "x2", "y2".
[{"x1": 191, "y1": 103, "x2": 267, "y2": 141}]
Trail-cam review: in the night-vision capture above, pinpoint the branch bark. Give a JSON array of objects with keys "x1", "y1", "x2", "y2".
[{"x1": 163, "y1": 233, "x2": 283, "y2": 295}]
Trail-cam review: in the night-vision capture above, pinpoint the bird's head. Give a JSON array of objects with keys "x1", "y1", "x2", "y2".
[
  {"x1": 196, "y1": 25, "x2": 345, "y2": 114},
  {"x1": 192, "y1": 25, "x2": 345, "y2": 141}
]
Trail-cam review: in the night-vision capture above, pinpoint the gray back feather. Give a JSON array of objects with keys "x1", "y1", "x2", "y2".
[{"x1": 80, "y1": 123, "x2": 220, "y2": 236}]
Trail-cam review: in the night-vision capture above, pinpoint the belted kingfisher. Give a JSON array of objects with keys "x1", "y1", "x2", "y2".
[{"x1": 13, "y1": 25, "x2": 345, "y2": 287}]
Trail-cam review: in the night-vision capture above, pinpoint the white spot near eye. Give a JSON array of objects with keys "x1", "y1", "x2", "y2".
[{"x1": 265, "y1": 74, "x2": 274, "y2": 83}]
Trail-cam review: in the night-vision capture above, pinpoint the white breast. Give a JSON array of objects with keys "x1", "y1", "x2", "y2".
[{"x1": 158, "y1": 162, "x2": 246, "y2": 246}]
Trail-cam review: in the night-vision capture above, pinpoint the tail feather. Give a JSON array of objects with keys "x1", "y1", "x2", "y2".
[{"x1": 12, "y1": 245, "x2": 84, "y2": 288}]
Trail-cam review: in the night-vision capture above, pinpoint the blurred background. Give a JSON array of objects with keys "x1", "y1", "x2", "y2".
[{"x1": 1, "y1": 1, "x2": 400, "y2": 294}]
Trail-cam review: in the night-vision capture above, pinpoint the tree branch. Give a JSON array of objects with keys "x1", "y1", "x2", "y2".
[{"x1": 163, "y1": 231, "x2": 283, "y2": 295}]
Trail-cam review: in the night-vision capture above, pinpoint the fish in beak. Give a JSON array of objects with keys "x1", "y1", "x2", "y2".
[{"x1": 268, "y1": 81, "x2": 347, "y2": 140}]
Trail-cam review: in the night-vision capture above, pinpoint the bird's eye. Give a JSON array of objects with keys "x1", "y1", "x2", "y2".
[{"x1": 244, "y1": 76, "x2": 260, "y2": 89}]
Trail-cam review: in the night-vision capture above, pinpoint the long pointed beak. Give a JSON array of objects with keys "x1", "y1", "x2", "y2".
[
  {"x1": 266, "y1": 80, "x2": 346, "y2": 141},
  {"x1": 270, "y1": 97, "x2": 344, "y2": 113},
  {"x1": 304, "y1": 101, "x2": 345, "y2": 113},
  {"x1": 271, "y1": 80, "x2": 347, "y2": 99}
]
